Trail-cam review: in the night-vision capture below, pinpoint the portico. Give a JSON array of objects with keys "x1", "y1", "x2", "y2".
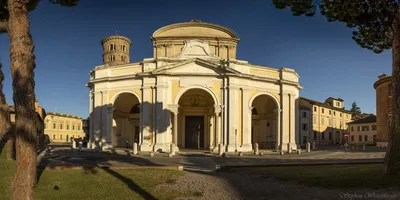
[{"x1": 87, "y1": 20, "x2": 302, "y2": 153}]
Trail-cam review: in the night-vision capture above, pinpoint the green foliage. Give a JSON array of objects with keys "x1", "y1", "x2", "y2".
[
  {"x1": 350, "y1": 101, "x2": 362, "y2": 115},
  {"x1": 272, "y1": 0, "x2": 399, "y2": 54},
  {"x1": 0, "y1": 0, "x2": 79, "y2": 21}
]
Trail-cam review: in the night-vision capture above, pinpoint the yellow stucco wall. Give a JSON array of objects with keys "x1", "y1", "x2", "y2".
[
  {"x1": 111, "y1": 65, "x2": 142, "y2": 76},
  {"x1": 108, "y1": 88, "x2": 142, "y2": 103},
  {"x1": 211, "y1": 81, "x2": 221, "y2": 104},
  {"x1": 171, "y1": 80, "x2": 180, "y2": 104},
  {"x1": 249, "y1": 68, "x2": 279, "y2": 78}
]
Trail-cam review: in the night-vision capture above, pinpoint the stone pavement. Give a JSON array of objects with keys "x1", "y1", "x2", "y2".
[{"x1": 37, "y1": 146, "x2": 386, "y2": 172}]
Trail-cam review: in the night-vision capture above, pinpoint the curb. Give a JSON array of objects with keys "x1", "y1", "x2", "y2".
[
  {"x1": 37, "y1": 165, "x2": 184, "y2": 171},
  {"x1": 216, "y1": 159, "x2": 384, "y2": 171}
]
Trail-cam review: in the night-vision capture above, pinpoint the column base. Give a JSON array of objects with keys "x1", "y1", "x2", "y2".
[
  {"x1": 239, "y1": 143, "x2": 253, "y2": 152},
  {"x1": 153, "y1": 143, "x2": 170, "y2": 153},
  {"x1": 226, "y1": 144, "x2": 240, "y2": 152}
]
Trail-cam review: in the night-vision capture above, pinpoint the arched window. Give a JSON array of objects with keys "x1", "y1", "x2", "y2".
[{"x1": 109, "y1": 44, "x2": 116, "y2": 51}]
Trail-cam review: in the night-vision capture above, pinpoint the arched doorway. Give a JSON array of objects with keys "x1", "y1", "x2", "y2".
[
  {"x1": 177, "y1": 88, "x2": 216, "y2": 150},
  {"x1": 112, "y1": 93, "x2": 140, "y2": 148},
  {"x1": 251, "y1": 94, "x2": 278, "y2": 150}
]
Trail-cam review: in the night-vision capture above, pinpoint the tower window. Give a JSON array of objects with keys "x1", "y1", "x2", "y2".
[
  {"x1": 109, "y1": 44, "x2": 116, "y2": 51},
  {"x1": 109, "y1": 55, "x2": 115, "y2": 61},
  {"x1": 121, "y1": 44, "x2": 126, "y2": 52},
  {"x1": 121, "y1": 56, "x2": 126, "y2": 62}
]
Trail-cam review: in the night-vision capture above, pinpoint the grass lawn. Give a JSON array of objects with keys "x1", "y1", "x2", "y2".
[
  {"x1": 227, "y1": 164, "x2": 400, "y2": 189},
  {"x1": 0, "y1": 144, "x2": 195, "y2": 200}
]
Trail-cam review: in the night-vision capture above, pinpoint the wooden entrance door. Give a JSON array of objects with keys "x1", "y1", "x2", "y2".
[{"x1": 185, "y1": 116, "x2": 204, "y2": 149}]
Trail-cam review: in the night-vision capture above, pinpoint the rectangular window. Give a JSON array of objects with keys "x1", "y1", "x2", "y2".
[
  {"x1": 60, "y1": 124, "x2": 63, "y2": 130},
  {"x1": 362, "y1": 126, "x2": 369, "y2": 131},
  {"x1": 329, "y1": 132, "x2": 332, "y2": 140},
  {"x1": 72, "y1": 125, "x2": 75, "y2": 130},
  {"x1": 60, "y1": 135, "x2": 63, "y2": 140},
  {"x1": 357, "y1": 126, "x2": 360, "y2": 131},
  {"x1": 314, "y1": 131, "x2": 317, "y2": 140},
  {"x1": 322, "y1": 108, "x2": 324, "y2": 114},
  {"x1": 333, "y1": 111, "x2": 336, "y2": 116},
  {"x1": 365, "y1": 135, "x2": 368, "y2": 141},
  {"x1": 314, "y1": 107, "x2": 317, "y2": 112},
  {"x1": 67, "y1": 124, "x2": 69, "y2": 130},
  {"x1": 321, "y1": 118, "x2": 325, "y2": 125},
  {"x1": 351, "y1": 126, "x2": 354, "y2": 132},
  {"x1": 351, "y1": 135, "x2": 354, "y2": 141},
  {"x1": 313, "y1": 115, "x2": 317, "y2": 124},
  {"x1": 303, "y1": 112, "x2": 307, "y2": 118},
  {"x1": 372, "y1": 125, "x2": 377, "y2": 130},
  {"x1": 359, "y1": 135, "x2": 362, "y2": 142},
  {"x1": 340, "y1": 113, "x2": 342, "y2": 117},
  {"x1": 322, "y1": 132, "x2": 325, "y2": 140},
  {"x1": 302, "y1": 124, "x2": 308, "y2": 131},
  {"x1": 53, "y1": 123, "x2": 56, "y2": 129},
  {"x1": 329, "y1": 110, "x2": 331, "y2": 115},
  {"x1": 78, "y1": 126, "x2": 81, "y2": 131},
  {"x1": 44, "y1": 123, "x2": 47, "y2": 129},
  {"x1": 53, "y1": 135, "x2": 55, "y2": 140}
]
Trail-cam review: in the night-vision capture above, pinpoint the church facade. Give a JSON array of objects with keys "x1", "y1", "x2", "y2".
[{"x1": 87, "y1": 20, "x2": 302, "y2": 153}]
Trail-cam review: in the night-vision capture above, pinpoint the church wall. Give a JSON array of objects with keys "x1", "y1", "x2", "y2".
[{"x1": 110, "y1": 65, "x2": 142, "y2": 76}]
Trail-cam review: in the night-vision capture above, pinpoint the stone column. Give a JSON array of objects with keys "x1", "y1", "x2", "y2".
[
  {"x1": 168, "y1": 104, "x2": 179, "y2": 152},
  {"x1": 213, "y1": 105, "x2": 222, "y2": 152},
  {"x1": 106, "y1": 105, "x2": 114, "y2": 148},
  {"x1": 275, "y1": 108, "x2": 282, "y2": 151},
  {"x1": 241, "y1": 89, "x2": 252, "y2": 152},
  {"x1": 209, "y1": 115, "x2": 214, "y2": 150}
]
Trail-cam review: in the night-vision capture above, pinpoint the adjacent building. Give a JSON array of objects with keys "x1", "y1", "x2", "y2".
[
  {"x1": 374, "y1": 73, "x2": 392, "y2": 147},
  {"x1": 44, "y1": 112, "x2": 85, "y2": 143},
  {"x1": 347, "y1": 115, "x2": 377, "y2": 145},
  {"x1": 87, "y1": 20, "x2": 302, "y2": 153},
  {"x1": 299, "y1": 97, "x2": 353, "y2": 145},
  {"x1": 8, "y1": 100, "x2": 46, "y2": 149}
]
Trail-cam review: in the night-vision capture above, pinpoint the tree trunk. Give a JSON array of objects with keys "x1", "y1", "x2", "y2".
[
  {"x1": 385, "y1": 18, "x2": 400, "y2": 175},
  {"x1": 6, "y1": 131, "x2": 15, "y2": 160},
  {"x1": 8, "y1": 0, "x2": 38, "y2": 199}
]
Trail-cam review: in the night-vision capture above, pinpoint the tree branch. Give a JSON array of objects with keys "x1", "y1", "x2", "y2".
[{"x1": 0, "y1": 20, "x2": 8, "y2": 33}]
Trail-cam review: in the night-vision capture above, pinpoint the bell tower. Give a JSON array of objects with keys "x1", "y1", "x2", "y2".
[{"x1": 101, "y1": 35, "x2": 131, "y2": 66}]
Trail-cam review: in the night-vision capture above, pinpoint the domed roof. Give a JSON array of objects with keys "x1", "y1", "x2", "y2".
[{"x1": 152, "y1": 20, "x2": 239, "y2": 40}]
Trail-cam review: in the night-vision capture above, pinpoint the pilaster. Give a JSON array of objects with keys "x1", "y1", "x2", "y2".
[
  {"x1": 241, "y1": 89, "x2": 252, "y2": 151},
  {"x1": 227, "y1": 87, "x2": 239, "y2": 152}
]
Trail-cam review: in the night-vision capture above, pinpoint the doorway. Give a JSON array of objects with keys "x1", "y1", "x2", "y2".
[{"x1": 185, "y1": 116, "x2": 204, "y2": 149}]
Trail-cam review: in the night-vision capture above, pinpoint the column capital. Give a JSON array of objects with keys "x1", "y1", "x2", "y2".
[
  {"x1": 168, "y1": 104, "x2": 179, "y2": 114},
  {"x1": 107, "y1": 105, "x2": 115, "y2": 113},
  {"x1": 274, "y1": 109, "x2": 282, "y2": 113},
  {"x1": 214, "y1": 105, "x2": 223, "y2": 114},
  {"x1": 249, "y1": 106, "x2": 254, "y2": 114}
]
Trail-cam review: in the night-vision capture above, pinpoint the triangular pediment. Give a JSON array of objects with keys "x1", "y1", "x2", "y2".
[{"x1": 151, "y1": 58, "x2": 240, "y2": 75}]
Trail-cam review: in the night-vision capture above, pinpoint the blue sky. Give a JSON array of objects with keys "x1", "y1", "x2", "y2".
[{"x1": 0, "y1": 0, "x2": 391, "y2": 118}]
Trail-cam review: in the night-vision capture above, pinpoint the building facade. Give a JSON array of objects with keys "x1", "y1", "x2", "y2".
[
  {"x1": 299, "y1": 105, "x2": 312, "y2": 146},
  {"x1": 87, "y1": 20, "x2": 302, "y2": 153},
  {"x1": 44, "y1": 112, "x2": 85, "y2": 143},
  {"x1": 347, "y1": 115, "x2": 377, "y2": 145},
  {"x1": 374, "y1": 74, "x2": 391, "y2": 147},
  {"x1": 300, "y1": 97, "x2": 352, "y2": 145}
]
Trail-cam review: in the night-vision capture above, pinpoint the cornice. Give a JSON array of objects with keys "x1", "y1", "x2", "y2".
[
  {"x1": 373, "y1": 76, "x2": 392, "y2": 89},
  {"x1": 101, "y1": 35, "x2": 132, "y2": 46}
]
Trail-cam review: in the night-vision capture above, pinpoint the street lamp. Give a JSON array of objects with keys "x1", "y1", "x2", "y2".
[{"x1": 235, "y1": 129, "x2": 237, "y2": 153}]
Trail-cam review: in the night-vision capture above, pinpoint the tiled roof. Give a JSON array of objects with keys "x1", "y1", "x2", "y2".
[
  {"x1": 300, "y1": 97, "x2": 352, "y2": 114},
  {"x1": 348, "y1": 115, "x2": 376, "y2": 124}
]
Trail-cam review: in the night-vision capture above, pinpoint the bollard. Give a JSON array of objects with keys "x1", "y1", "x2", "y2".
[
  {"x1": 306, "y1": 142, "x2": 311, "y2": 152},
  {"x1": 222, "y1": 152, "x2": 227, "y2": 157},
  {"x1": 168, "y1": 153, "x2": 173, "y2": 158},
  {"x1": 254, "y1": 143, "x2": 259, "y2": 155},
  {"x1": 312, "y1": 142, "x2": 316, "y2": 150},
  {"x1": 259, "y1": 152, "x2": 263, "y2": 156},
  {"x1": 78, "y1": 141, "x2": 82, "y2": 151},
  {"x1": 149, "y1": 152, "x2": 154, "y2": 157},
  {"x1": 280, "y1": 151, "x2": 284, "y2": 156},
  {"x1": 170, "y1": 143, "x2": 175, "y2": 156},
  {"x1": 72, "y1": 140, "x2": 76, "y2": 149},
  {"x1": 133, "y1": 142, "x2": 138, "y2": 155},
  {"x1": 238, "y1": 152, "x2": 243, "y2": 157},
  {"x1": 362, "y1": 144, "x2": 366, "y2": 151},
  {"x1": 297, "y1": 149, "x2": 302, "y2": 154},
  {"x1": 218, "y1": 143, "x2": 223, "y2": 156},
  {"x1": 287, "y1": 144, "x2": 292, "y2": 154}
]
